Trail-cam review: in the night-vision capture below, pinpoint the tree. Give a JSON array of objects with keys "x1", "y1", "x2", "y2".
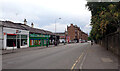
[{"x1": 86, "y1": 2, "x2": 120, "y2": 40}]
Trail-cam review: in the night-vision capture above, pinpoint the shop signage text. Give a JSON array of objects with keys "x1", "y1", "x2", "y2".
[{"x1": 30, "y1": 34, "x2": 50, "y2": 38}]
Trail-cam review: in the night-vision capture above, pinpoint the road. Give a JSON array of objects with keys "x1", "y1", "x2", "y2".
[{"x1": 2, "y1": 43, "x2": 118, "y2": 70}]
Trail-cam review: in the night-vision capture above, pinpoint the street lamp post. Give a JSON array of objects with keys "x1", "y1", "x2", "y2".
[
  {"x1": 54, "y1": 18, "x2": 61, "y2": 46},
  {"x1": 55, "y1": 18, "x2": 61, "y2": 33}
]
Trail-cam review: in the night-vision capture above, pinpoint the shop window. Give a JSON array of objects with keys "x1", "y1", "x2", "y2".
[
  {"x1": 21, "y1": 35, "x2": 27, "y2": 39},
  {"x1": 30, "y1": 39, "x2": 34, "y2": 46},
  {"x1": 38, "y1": 40, "x2": 41, "y2": 45},
  {"x1": 35, "y1": 40, "x2": 38, "y2": 45},
  {"x1": 44, "y1": 40, "x2": 46, "y2": 44},
  {"x1": 7, "y1": 35, "x2": 16, "y2": 47},
  {"x1": 7, "y1": 39, "x2": 16, "y2": 47},
  {"x1": 7, "y1": 35, "x2": 16, "y2": 39},
  {"x1": 21, "y1": 39, "x2": 27, "y2": 46},
  {"x1": 21, "y1": 35, "x2": 27, "y2": 46},
  {"x1": 17, "y1": 35, "x2": 20, "y2": 39}
]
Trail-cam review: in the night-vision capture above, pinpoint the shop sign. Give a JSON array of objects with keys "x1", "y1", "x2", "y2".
[{"x1": 30, "y1": 34, "x2": 50, "y2": 38}]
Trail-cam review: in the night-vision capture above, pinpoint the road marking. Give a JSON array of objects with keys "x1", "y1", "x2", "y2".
[
  {"x1": 71, "y1": 46, "x2": 90, "y2": 71},
  {"x1": 71, "y1": 52, "x2": 84, "y2": 71},
  {"x1": 79, "y1": 52, "x2": 87, "y2": 69},
  {"x1": 79, "y1": 47, "x2": 89, "y2": 70}
]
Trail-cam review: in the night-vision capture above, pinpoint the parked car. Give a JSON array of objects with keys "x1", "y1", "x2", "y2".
[{"x1": 80, "y1": 40, "x2": 85, "y2": 43}]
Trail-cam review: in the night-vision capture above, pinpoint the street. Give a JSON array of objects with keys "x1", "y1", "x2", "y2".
[{"x1": 2, "y1": 43, "x2": 118, "y2": 69}]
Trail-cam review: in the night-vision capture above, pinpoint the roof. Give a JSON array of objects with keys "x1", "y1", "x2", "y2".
[
  {"x1": 1, "y1": 21, "x2": 27, "y2": 30},
  {"x1": 1, "y1": 21, "x2": 54, "y2": 35}
]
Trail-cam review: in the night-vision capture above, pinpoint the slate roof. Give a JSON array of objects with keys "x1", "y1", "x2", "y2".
[{"x1": 1, "y1": 21, "x2": 54, "y2": 35}]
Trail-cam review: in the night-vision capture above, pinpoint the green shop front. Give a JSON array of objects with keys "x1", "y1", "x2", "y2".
[{"x1": 29, "y1": 34, "x2": 50, "y2": 47}]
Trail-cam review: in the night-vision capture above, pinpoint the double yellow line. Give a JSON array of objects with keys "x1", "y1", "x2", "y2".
[
  {"x1": 71, "y1": 52, "x2": 84, "y2": 70},
  {"x1": 71, "y1": 47, "x2": 89, "y2": 71}
]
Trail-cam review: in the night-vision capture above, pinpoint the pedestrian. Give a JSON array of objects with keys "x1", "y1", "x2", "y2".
[{"x1": 91, "y1": 40, "x2": 93, "y2": 46}]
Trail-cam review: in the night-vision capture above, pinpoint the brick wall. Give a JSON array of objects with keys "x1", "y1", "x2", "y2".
[
  {"x1": 67, "y1": 24, "x2": 75, "y2": 41},
  {"x1": 81, "y1": 32, "x2": 88, "y2": 41}
]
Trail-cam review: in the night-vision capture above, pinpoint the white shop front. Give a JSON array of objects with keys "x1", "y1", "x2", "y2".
[{"x1": 3, "y1": 27, "x2": 29, "y2": 50}]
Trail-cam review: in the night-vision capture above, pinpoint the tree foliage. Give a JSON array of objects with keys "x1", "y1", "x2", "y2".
[{"x1": 86, "y1": 2, "x2": 120, "y2": 41}]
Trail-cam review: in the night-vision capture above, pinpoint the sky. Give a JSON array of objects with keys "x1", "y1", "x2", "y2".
[{"x1": 0, "y1": 0, "x2": 91, "y2": 34}]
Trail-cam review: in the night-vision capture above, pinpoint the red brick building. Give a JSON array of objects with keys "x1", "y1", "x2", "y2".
[
  {"x1": 67, "y1": 24, "x2": 88, "y2": 42},
  {"x1": 81, "y1": 31, "x2": 88, "y2": 41}
]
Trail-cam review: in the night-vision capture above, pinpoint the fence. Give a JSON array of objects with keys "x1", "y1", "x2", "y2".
[{"x1": 98, "y1": 31, "x2": 120, "y2": 56}]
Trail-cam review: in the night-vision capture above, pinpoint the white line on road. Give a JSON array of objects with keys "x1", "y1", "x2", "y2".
[
  {"x1": 79, "y1": 47, "x2": 89, "y2": 70},
  {"x1": 71, "y1": 52, "x2": 84, "y2": 70},
  {"x1": 79, "y1": 51, "x2": 87, "y2": 69}
]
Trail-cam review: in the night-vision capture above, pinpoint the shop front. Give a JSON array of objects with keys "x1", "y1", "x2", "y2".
[
  {"x1": 29, "y1": 34, "x2": 50, "y2": 47},
  {"x1": 3, "y1": 27, "x2": 29, "y2": 50}
]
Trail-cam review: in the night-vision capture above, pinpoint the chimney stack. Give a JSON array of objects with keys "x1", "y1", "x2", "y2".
[
  {"x1": 71, "y1": 23, "x2": 73, "y2": 26},
  {"x1": 31, "y1": 22, "x2": 34, "y2": 28},
  {"x1": 24, "y1": 19, "x2": 27, "y2": 25}
]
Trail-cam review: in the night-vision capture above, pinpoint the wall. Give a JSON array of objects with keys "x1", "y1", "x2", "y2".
[
  {"x1": 98, "y1": 31, "x2": 120, "y2": 56},
  {"x1": 0, "y1": 25, "x2": 3, "y2": 49},
  {"x1": 81, "y1": 33, "x2": 88, "y2": 41},
  {"x1": 67, "y1": 25, "x2": 75, "y2": 41},
  {"x1": 0, "y1": 24, "x2": 2, "y2": 71}
]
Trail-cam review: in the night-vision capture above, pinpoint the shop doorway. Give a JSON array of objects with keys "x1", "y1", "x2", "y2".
[{"x1": 17, "y1": 39, "x2": 20, "y2": 48}]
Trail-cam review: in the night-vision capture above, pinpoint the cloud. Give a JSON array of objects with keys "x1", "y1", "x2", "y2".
[
  {"x1": 82, "y1": 24, "x2": 91, "y2": 35},
  {"x1": 1, "y1": 0, "x2": 91, "y2": 33},
  {"x1": 41, "y1": 23, "x2": 67, "y2": 32}
]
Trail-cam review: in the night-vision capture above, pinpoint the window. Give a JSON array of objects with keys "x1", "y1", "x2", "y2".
[
  {"x1": 44, "y1": 40, "x2": 46, "y2": 44},
  {"x1": 30, "y1": 39, "x2": 34, "y2": 45},
  {"x1": 21, "y1": 39, "x2": 27, "y2": 46},
  {"x1": 7, "y1": 35, "x2": 16, "y2": 47},
  {"x1": 7, "y1": 35, "x2": 16, "y2": 39},
  {"x1": 21, "y1": 35, "x2": 27, "y2": 39},
  {"x1": 21, "y1": 35, "x2": 27, "y2": 46},
  {"x1": 38, "y1": 40, "x2": 41, "y2": 45}
]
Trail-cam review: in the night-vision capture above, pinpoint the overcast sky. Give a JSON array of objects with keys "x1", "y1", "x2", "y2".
[{"x1": 0, "y1": 0, "x2": 91, "y2": 34}]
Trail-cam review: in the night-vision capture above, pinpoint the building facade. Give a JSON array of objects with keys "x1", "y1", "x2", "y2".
[
  {"x1": 81, "y1": 31, "x2": 88, "y2": 41},
  {"x1": 67, "y1": 24, "x2": 88, "y2": 42},
  {"x1": 0, "y1": 21, "x2": 30, "y2": 50},
  {"x1": 29, "y1": 34, "x2": 50, "y2": 47},
  {"x1": 0, "y1": 23, "x2": 3, "y2": 49},
  {"x1": 55, "y1": 32, "x2": 70, "y2": 43},
  {"x1": 3, "y1": 27, "x2": 29, "y2": 50},
  {"x1": 1, "y1": 20, "x2": 60, "y2": 49}
]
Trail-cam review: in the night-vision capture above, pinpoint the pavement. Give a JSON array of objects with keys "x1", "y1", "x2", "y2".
[{"x1": 2, "y1": 43, "x2": 119, "y2": 70}]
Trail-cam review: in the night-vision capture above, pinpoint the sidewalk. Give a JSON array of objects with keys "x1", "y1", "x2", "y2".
[
  {"x1": 82, "y1": 44, "x2": 119, "y2": 69},
  {"x1": 2, "y1": 44, "x2": 64, "y2": 55}
]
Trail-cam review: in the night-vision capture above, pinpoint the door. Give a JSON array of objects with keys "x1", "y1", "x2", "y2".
[{"x1": 17, "y1": 39, "x2": 20, "y2": 48}]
